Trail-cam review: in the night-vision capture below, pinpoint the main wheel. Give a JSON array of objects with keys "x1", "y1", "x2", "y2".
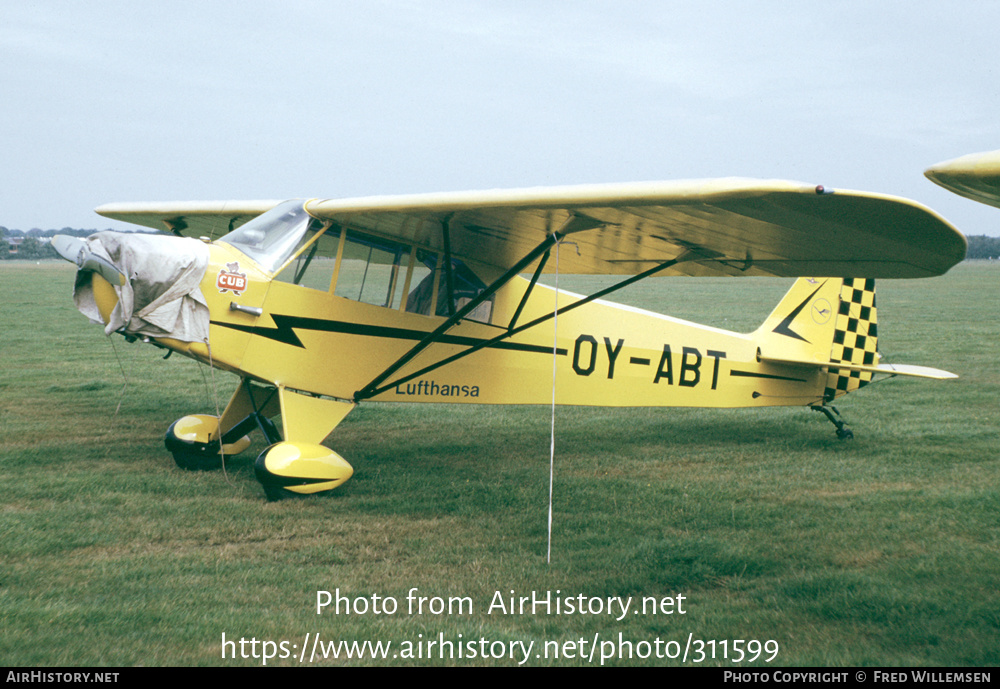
[
  {"x1": 254, "y1": 442, "x2": 354, "y2": 501},
  {"x1": 165, "y1": 415, "x2": 251, "y2": 470}
]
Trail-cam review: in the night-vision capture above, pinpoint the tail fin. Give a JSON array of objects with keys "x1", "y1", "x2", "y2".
[
  {"x1": 755, "y1": 277, "x2": 879, "y2": 402},
  {"x1": 755, "y1": 277, "x2": 844, "y2": 360}
]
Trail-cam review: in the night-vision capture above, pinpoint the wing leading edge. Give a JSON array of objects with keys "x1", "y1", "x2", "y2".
[
  {"x1": 925, "y1": 150, "x2": 1000, "y2": 210},
  {"x1": 96, "y1": 178, "x2": 966, "y2": 279}
]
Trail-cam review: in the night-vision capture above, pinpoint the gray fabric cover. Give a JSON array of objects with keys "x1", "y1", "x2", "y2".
[{"x1": 73, "y1": 232, "x2": 211, "y2": 343}]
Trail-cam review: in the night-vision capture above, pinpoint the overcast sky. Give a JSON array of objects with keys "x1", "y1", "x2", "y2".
[{"x1": 2, "y1": 1, "x2": 999, "y2": 237}]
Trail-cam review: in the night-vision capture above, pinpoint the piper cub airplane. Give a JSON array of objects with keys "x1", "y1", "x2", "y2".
[{"x1": 54, "y1": 179, "x2": 966, "y2": 500}]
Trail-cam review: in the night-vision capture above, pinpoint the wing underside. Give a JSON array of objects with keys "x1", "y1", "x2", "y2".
[{"x1": 96, "y1": 178, "x2": 967, "y2": 279}]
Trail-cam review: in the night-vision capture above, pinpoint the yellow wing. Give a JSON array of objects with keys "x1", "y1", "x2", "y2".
[
  {"x1": 925, "y1": 150, "x2": 1000, "y2": 209},
  {"x1": 95, "y1": 200, "x2": 281, "y2": 239},
  {"x1": 96, "y1": 178, "x2": 966, "y2": 279}
]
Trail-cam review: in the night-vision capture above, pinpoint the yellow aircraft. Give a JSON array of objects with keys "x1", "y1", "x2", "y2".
[
  {"x1": 53, "y1": 179, "x2": 966, "y2": 500},
  {"x1": 926, "y1": 149, "x2": 1000, "y2": 208}
]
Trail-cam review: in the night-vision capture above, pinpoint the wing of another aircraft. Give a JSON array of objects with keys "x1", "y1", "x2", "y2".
[
  {"x1": 925, "y1": 150, "x2": 1000, "y2": 209},
  {"x1": 96, "y1": 178, "x2": 966, "y2": 279}
]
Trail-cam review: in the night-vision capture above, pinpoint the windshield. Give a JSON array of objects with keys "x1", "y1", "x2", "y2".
[{"x1": 219, "y1": 199, "x2": 315, "y2": 273}]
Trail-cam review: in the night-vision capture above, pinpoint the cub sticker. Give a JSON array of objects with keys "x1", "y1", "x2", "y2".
[{"x1": 217, "y1": 262, "x2": 248, "y2": 295}]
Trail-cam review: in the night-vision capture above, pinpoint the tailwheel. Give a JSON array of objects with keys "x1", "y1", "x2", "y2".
[
  {"x1": 810, "y1": 405, "x2": 854, "y2": 440},
  {"x1": 165, "y1": 414, "x2": 251, "y2": 470},
  {"x1": 254, "y1": 442, "x2": 354, "y2": 501}
]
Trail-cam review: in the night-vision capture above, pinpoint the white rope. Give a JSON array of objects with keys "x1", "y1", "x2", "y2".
[
  {"x1": 107, "y1": 336, "x2": 129, "y2": 442},
  {"x1": 547, "y1": 240, "x2": 559, "y2": 565},
  {"x1": 202, "y1": 339, "x2": 232, "y2": 485}
]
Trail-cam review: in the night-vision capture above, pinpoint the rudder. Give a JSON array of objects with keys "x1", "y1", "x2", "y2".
[{"x1": 823, "y1": 278, "x2": 878, "y2": 402}]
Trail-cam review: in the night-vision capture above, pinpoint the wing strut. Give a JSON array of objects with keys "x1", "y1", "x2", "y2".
[
  {"x1": 508, "y1": 249, "x2": 550, "y2": 331},
  {"x1": 354, "y1": 249, "x2": 696, "y2": 402},
  {"x1": 441, "y1": 215, "x2": 456, "y2": 317},
  {"x1": 354, "y1": 214, "x2": 603, "y2": 401}
]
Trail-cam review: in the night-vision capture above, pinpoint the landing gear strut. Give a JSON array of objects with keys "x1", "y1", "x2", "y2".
[
  {"x1": 165, "y1": 412, "x2": 278, "y2": 470},
  {"x1": 164, "y1": 381, "x2": 358, "y2": 499},
  {"x1": 810, "y1": 405, "x2": 854, "y2": 440}
]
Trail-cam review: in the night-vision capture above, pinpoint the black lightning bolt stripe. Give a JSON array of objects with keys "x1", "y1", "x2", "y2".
[
  {"x1": 212, "y1": 314, "x2": 568, "y2": 356},
  {"x1": 772, "y1": 281, "x2": 826, "y2": 343}
]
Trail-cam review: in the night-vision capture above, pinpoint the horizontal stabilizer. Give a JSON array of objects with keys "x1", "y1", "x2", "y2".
[{"x1": 759, "y1": 353, "x2": 957, "y2": 380}]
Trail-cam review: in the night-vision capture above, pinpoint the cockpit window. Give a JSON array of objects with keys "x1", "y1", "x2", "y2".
[
  {"x1": 334, "y1": 232, "x2": 406, "y2": 307},
  {"x1": 273, "y1": 224, "x2": 340, "y2": 292},
  {"x1": 219, "y1": 200, "x2": 317, "y2": 274},
  {"x1": 406, "y1": 251, "x2": 492, "y2": 323},
  {"x1": 223, "y1": 205, "x2": 494, "y2": 324}
]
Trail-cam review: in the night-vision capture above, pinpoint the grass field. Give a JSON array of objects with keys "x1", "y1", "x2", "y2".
[{"x1": 1, "y1": 261, "x2": 997, "y2": 667}]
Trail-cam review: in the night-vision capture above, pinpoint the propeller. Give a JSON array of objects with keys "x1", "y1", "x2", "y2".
[{"x1": 52, "y1": 235, "x2": 128, "y2": 287}]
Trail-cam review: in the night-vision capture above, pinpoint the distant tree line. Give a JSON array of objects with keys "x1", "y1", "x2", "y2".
[
  {"x1": 0, "y1": 236, "x2": 57, "y2": 260},
  {"x1": 0, "y1": 226, "x2": 127, "y2": 260},
  {"x1": 1, "y1": 227, "x2": 101, "y2": 239},
  {"x1": 965, "y1": 235, "x2": 1000, "y2": 260}
]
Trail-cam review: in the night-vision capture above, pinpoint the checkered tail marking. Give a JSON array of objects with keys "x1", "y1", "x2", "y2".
[{"x1": 824, "y1": 278, "x2": 878, "y2": 402}]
